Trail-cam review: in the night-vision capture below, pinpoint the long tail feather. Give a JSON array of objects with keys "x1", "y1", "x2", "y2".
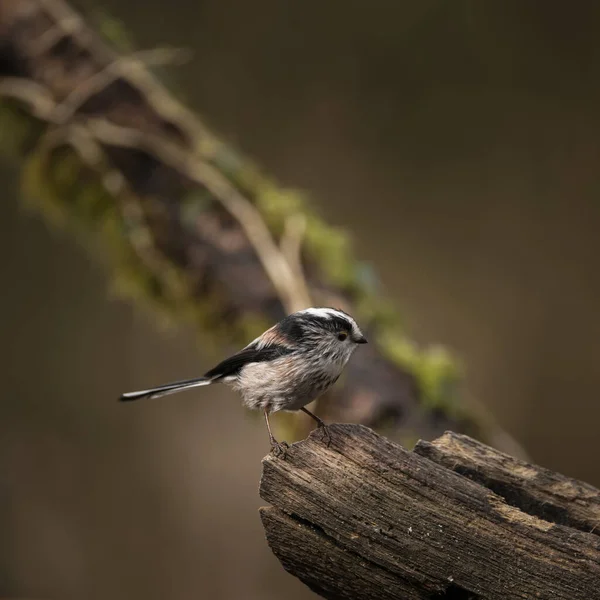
[{"x1": 119, "y1": 377, "x2": 212, "y2": 402}]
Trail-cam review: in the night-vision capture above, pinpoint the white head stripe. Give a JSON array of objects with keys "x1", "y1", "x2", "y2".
[
  {"x1": 296, "y1": 307, "x2": 361, "y2": 335},
  {"x1": 299, "y1": 308, "x2": 336, "y2": 319}
]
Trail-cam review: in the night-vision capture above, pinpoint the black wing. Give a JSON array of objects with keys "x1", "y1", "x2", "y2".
[{"x1": 203, "y1": 343, "x2": 294, "y2": 381}]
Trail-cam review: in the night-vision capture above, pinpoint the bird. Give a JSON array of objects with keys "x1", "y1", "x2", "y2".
[{"x1": 119, "y1": 307, "x2": 367, "y2": 452}]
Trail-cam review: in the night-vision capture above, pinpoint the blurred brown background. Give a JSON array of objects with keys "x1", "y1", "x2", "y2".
[{"x1": 1, "y1": 1, "x2": 599, "y2": 598}]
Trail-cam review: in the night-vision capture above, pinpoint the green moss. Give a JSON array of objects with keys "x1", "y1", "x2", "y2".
[
  {"x1": 21, "y1": 146, "x2": 70, "y2": 226},
  {"x1": 253, "y1": 182, "x2": 304, "y2": 231},
  {"x1": 379, "y1": 332, "x2": 464, "y2": 416},
  {"x1": 91, "y1": 9, "x2": 135, "y2": 53},
  {"x1": 304, "y1": 216, "x2": 357, "y2": 288},
  {"x1": 20, "y1": 143, "x2": 216, "y2": 346},
  {"x1": 0, "y1": 101, "x2": 46, "y2": 159},
  {"x1": 419, "y1": 345, "x2": 463, "y2": 411}
]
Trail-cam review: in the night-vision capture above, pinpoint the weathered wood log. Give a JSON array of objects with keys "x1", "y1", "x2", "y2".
[{"x1": 259, "y1": 424, "x2": 600, "y2": 600}]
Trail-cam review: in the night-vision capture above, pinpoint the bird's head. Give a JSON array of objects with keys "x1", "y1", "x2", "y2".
[{"x1": 276, "y1": 307, "x2": 367, "y2": 361}]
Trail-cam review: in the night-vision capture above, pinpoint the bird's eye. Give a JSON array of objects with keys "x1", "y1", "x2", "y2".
[{"x1": 337, "y1": 332, "x2": 348, "y2": 341}]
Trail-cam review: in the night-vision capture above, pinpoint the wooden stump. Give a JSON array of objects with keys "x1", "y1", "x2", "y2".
[{"x1": 260, "y1": 424, "x2": 600, "y2": 599}]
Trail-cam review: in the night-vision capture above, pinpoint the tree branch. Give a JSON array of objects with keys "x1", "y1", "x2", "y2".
[{"x1": 0, "y1": 0, "x2": 521, "y2": 449}]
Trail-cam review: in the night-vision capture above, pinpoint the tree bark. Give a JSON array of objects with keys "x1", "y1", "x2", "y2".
[{"x1": 260, "y1": 424, "x2": 600, "y2": 600}]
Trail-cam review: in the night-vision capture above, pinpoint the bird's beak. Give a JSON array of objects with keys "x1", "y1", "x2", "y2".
[{"x1": 356, "y1": 336, "x2": 368, "y2": 344}]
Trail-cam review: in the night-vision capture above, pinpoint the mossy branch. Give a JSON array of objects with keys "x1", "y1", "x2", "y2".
[{"x1": 0, "y1": 0, "x2": 521, "y2": 450}]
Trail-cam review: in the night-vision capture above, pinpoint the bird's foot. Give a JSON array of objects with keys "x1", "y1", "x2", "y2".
[
  {"x1": 315, "y1": 423, "x2": 332, "y2": 448},
  {"x1": 270, "y1": 439, "x2": 290, "y2": 459}
]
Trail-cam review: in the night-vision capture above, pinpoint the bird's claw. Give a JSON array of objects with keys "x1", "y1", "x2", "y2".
[
  {"x1": 270, "y1": 440, "x2": 289, "y2": 459},
  {"x1": 315, "y1": 424, "x2": 332, "y2": 448}
]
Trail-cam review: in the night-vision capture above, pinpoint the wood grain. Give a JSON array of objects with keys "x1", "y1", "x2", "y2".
[
  {"x1": 415, "y1": 432, "x2": 600, "y2": 536},
  {"x1": 260, "y1": 424, "x2": 600, "y2": 599}
]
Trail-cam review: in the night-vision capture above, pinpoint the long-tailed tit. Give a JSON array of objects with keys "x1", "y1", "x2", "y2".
[{"x1": 120, "y1": 308, "x2": 367, "y2": 451}]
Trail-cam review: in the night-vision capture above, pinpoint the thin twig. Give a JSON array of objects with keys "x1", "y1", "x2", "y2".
[
  {"x1": 85, "y1": 118, "x2": 313, "y2": 313},
  {"x1": 280, "y1": 213, "x2": 312, "y2": 312},
  {"x1": 0, "y1": 78, "x2": 57, "y2": 121},
  {"x1": 51, "y1": 47, "x2": 192, "y2": 124},
  {"x1": 27, "y1": 15, "x2": 84, "y2": 57}
]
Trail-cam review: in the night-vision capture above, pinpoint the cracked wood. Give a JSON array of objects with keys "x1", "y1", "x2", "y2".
[{"x1": 259, "y1": 424, "x2": 600, "y2": 600}]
